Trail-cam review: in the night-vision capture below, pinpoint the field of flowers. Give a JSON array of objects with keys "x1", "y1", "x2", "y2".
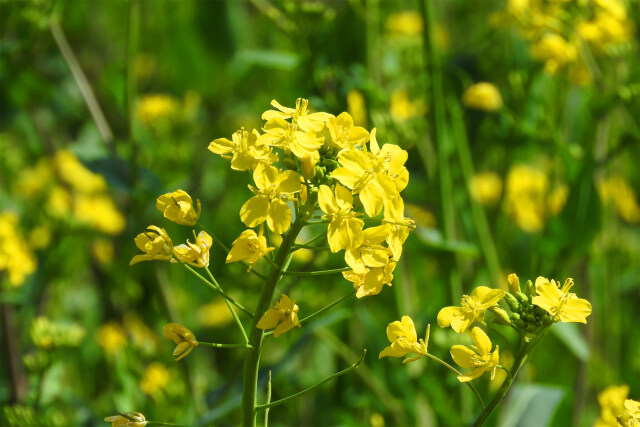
[{"x1": 1, "y1": 1, "x2": 639, "y2": 426}]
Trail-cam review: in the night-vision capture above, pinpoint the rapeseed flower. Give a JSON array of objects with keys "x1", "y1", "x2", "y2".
[
  {"x1": 256, "y1": 294, "x2": 300, "y2": 338},
  {"x1": 97, "y1": 322, "x2": 127, "y2": 354},
  {"x1": 389, "y1": 90, "x2": 426, "y2": 121},
  {"x1": 347, "y1": 89, "x2": 367, "y2": 126},
  {"x1": 137, "y1": 94, "x2": 178, "y2": 123},
  {"x1": 156, "y1": 189, "x2": 201, "y2": 226},
  {"x1": 437, "y1": 286, "x2": 505, "y2": 333},
  {"x1": 379, "y1": 316, "x2": 429, "y2": 364},
  {"x1": 382, "y1": 196, "x2": 414, "y2": 260},
  {"x1": 163, "y1": 323, "x2": 198, "y2": 361},
  {"x1": 318, "y1": 184, "x2": 364, "y2": 252},
  {"x1": 596, "y1": 385, "x2": 630, "y2": 427},
  {"x1": 74, "y1": 193, "x2": 126, "y2": 235},
  {"x1": 172, "y1": 230, "x2": 212, "y2": 268},
  {"x1": 531, "y1": 34, "x2": 577, "y2": 74},
  {"x1": 598, "y1": 175, "x2": 640, "y2": 224},
  {"x1": 209, "y1": 128, "x2": 278, "y2": 171},
  {"x1": 53, "y1": 149, "x2": 107, "y2": 194},
  {"x1": 462, "y1": 83, "x2": 503, "y2": 111},
  {"x1": 104, "y1": 412, "x2": 147, "y2": 427},
  {"x1": 621, "y1": 399, "x2": 640, "y2": 426},
  {"x1": 469, "y1": 172, "x2": 503, "y2": 206},
  {"x1": 0, "y1": 212, "x2": 37, "y2": 286},
  {"x1": 327, "y1": 112, "x2": 369, "y2": 149},
  {"x1": 451, "y1": 327, "x2": 500, "y2": 382},
  {"x1": 226, "y1": 227, "x2": 274, "y2": 270},
  {"x1": 259, "y1": 117, "x2": 324, "y2": 163},
  {"x1": 196, "y1": 299, "x2": 234, "y2": 328},
  {"x1": 343, "y1": 261, "x2": 396, "y2": 298},
  {"x1": 140, "y1": 362, "x2": 171, "y2": 395},
  {"x1": 532, "y1": 277, "x2": 592, "y2": 323},
  {"x1": 130, "y1": 226, "x2": 173, "y2": 265},
  {"x1": 239, "y1": 163, "x2": 302, "y2": 234},
  {"x1": 386, "y1": 11, "x2": 423, "y2": 37},
  {"x1": 262, "y1": 98, "x2": 333, "y2": 133},
  {"x1": 344, "y1": 225, "x2": 392, "y2": 275}
]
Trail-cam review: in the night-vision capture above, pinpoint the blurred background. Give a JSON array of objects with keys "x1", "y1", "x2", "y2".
[{"x1": 1, "y1": 0, "x2": 639, "y2": 425}]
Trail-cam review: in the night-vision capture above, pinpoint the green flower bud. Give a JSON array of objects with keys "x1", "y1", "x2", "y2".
[
  {"x1": 525, "y1": 279, "x2": 536, "y2": 297},
  {"x1": 314, "y1": 166, "x2": 325, "y2": 180},
  {"x1": 514, "y1": 319, "x2": 526, "y2": 329},
  {"x1": 490, "y1": 307, "x2": 512, "y2": 325},
  {"x1": 503, "y1": 293, "x2": 521, "y2": 312},
  {"x1": 516, "y1": 292, "x2": 529, "y2": 306},
  {"x1": 510, "y1": 313, "x2": 521, "y2": 321}
]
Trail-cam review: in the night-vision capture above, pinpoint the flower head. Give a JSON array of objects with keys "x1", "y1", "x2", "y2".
[
  {"x1": 621, "y1": 399, "x2": 640, "y2": 427},
  {"x1": 596, "y1": 385, "x2": 630, "y2": 427},
  {"x1": 318, "y1": 183, "x2": 364, "y2": 252},
  {"x1": 0, "y1": 212, "x2": 37, "y2": 286},
  {"x1": 257, "y1": 294, "x2": 301, "y2": 338},
  {"x1": 139, "y1": 362, "x2": 170, "y2": 395},
  {"x1": 437, "y1": 286, "x2": 505, "y2": 333},
  {"x1": 532, "y1": 277, "x2": 592, "y2": 323},
  {"x1": 379, "y1": 316, "x2": 429, "y2": 364},
  {"x1": 345, "y1": 225, "x2": 393, "y2": 275},
  {"x1": 343, "y1": 261, "x2": 396, "y2": 298},
  {"x1": 450, "y1": 327, "x2": 500, "y2": 382},
  {"x1": 327, "y1": 112, "x2": 369, "y2": 149},
  {"x1": 172, "y1": 231, "x2": 212, "y2": 268},
  {"x1": 163, "y1": 323, "x2": 198, "y2": 361},
  {"x1": 382, "y1": 196, "x2": 414, "y2": 260},
  {"x1": 262, "y1": 98, "x2": 333, "y2": 133},
  {"x1": 156, "y1": 190, "x2": 201, "y2": 226},
  {"x1": 209, "y1": 128, "x2": 278, "y2": 171},
  {"x1": 130, "y1": 226, "x2": 173, "y2": 265},
  {"x1": 462, "y1": 83, "x2": 503, "y2": 111},
  {"x1": 104, "y1": 412, "x2": 147, "y2": 427},
  {"x1": 469, "y1": 172, "x2": 503, "y2": 206},
  {"x1": 226, "y1": 227, "x2": 275, "y2": 271}
]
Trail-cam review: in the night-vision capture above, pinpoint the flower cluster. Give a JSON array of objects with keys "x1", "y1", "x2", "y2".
[
  {"x1": 595, "y1": 384, "x2": 640, "y2": 427},
  {"x1": 0, "y1": 212, "x2": 37, "y2": 287}
]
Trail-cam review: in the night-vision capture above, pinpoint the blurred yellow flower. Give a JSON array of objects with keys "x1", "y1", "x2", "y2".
[
  {"x1": 532, "y1": 277, "x2": 591, "y2": 323},
  {"x1": 74, "y1": 193, "x2": 126, "y2": 235},
  {"x1": 226, "y1": 228, "x2": 274, "y2": 271},
  {"x1": 386, "y1": 11, "x2": 423, "y2": 37},
  {"x1": 451, "y1": 327, "x2": 500, "y2": 382},
  {"x1": 596, "y1": 384, "x2": 630, "y2": 427},
  {"x1": 621, "y1": 399, "x2": 640, "y2": 426},
  {"x1": 31, "y1": 316, "x2": 85, "y2": 348},
  {"x1": 0, "y1": 212, "x2": 37, "y2": 286},
  {"x1": 172, "y1": 230, "x2": 212, "y2": 268},
  {"x1": 462, "y1": 83, "x2": 503, "y2": 111},
  {"x1": 97, "y1": 322, "x2": 127, "y2": 354},
  {"x1": 598, "y1": 175, "x2": 640, "y2": 224},
  {"x1": 531, "y1": 34, "x2": 577, "y2": 74},
  {"x1": 379, "y1": 316, "x2": 429, "y2": 364},
  {"x1": 163, "y1": 323, "x2": 198, "y2": 361},
  {"x1": 343, "y1": 261, "x2": 396, "y2": 298},
  {"x1": 437, "y1": 286, "x2": 505, "y2": 333},
  {"x1": 156, "y1": 189, "x2": 201, "y2": 226},
  {"x1": 140, "y1": 362, "x2": 171, "y2": 395},
  {"x1": 124, "y1": 313, "x2": 158, "y2": 354},
  {"x1": 318, "y1": 183, "x2": 364, "y2": 252},
  {"x1": 389, "y1": 90, "x2": 426, "y2": 121},
  {"x1": 137, "y1": 94, "x2": 178, "y2": 124},
  {"x1": 52, "y1": 149, "x2": 107, "y2": 194},
  {"x1": 104, "y1": 412, "x2": 147, "y2": 427},
  {"x1": 15, "y1": 158, "x2": 53, "y2": 198},
  {"x1": 347, "y1": 89, "x2": 367, "y2": 127},
  {"x1": 28, "y1": 225, "x2": 51, "y2": 250},
  {"x1": 92, "y1": 238, "x2": 114, "y2": 265},
  {"x1": 469, "y1": 172, "x2": 503, "y2": 206},
  {"x1": 256, "y1": 294, "x2": 300, "y2": 338},
  {"x1": 209, "y1": 128, "x2": 278, "y2": 171},
  {"x1": 130, "y1": 226, "x2": 173, "y2": 265},
  {"x1": 196, "y1": 299, "x2": 234, "y2": 328},
  {"x1": 47, "y1": 185, "x2": 72, "y2": 217}
]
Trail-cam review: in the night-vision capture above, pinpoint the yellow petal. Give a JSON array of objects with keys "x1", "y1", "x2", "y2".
[
  {"x1": 276, "y1": 170, "x2": 302, "y2": 194},
  {"x1": 267, "y1": 199, "x2": 292, "y2": 234},
  {"x1": 471, "y1": 327, "x2": 492, "y2": 356},
  {"x1": 457, "y1": 367, "x2": 485, "y2": 382},
  {"x1": 318, "y1": 185, "x2": 339, "y2": 215},
  {"x1": 558, "y1": 297, "x2": 592, "y2": 323},
  {"x1": 240, "y1": 196, "x2": 270, "y2": 228},
  {"x1": 450, "y1": 345, "x2": 476, "y2": 369},
  {"x1": 256, "y1": 309, "x2": 281, "y2": 330},
  {"x1": 334, "y1": 184, "x2": 354, "y2": 211},
  {"x1": 472, "y1": 286, "x2": 505, "y2": 308}
]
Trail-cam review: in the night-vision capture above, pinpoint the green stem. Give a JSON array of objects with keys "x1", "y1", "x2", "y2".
[
  {"x1": 291, "y1": 244, "x2": 330, "y2": 251},
  {"x1": 255, "y1": 350, "x2": 366, "y2": 411},
  {"x1": 472, "y1": 342, "x2": 530, "y2": 426},
  {"x1": 281, "y1": 267, "x2": 349, "y2": 276},
  {"x1": 299, "y1": 230, "x2": 327, "y2": 247},
  {"x1": 241, "y1": 199, "x2": 316, "y2": 427},
  {"x1": 265, "y1": 371, "x2": 272, "y2": 427},
  {"x1": 198, "y1": 342, "x2": 253, "y2": 349},
  {"x1": 264, "y1": 290, "x2": 355, "y2": 337},
  {"x1": 204, "y1": 266, "x2": 249, "y2": 344},
  {"x1": 424, "y1": 353, "x2": 485, "y2": 409},
  {"x1": 146, "y1": 422, "x2": 190, "y2": 427},
  {"x1": 183, "y1": 265, "x2": 254, "y2": 318}
]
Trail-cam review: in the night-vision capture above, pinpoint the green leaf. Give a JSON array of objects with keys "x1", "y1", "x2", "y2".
[
  {"x1": 551, "y1": 322, "x2": 590, "y2": 361},
  {"x1": 498, "y1": 384, "x2": 564, "y2": 427}
]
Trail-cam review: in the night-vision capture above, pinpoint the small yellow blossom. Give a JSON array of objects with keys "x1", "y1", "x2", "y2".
[
  {"x1": 97, "y1": 322, "x2": 127, "y2": 354},
  {"x1": 437, "y1": 286, "x2": 505, "y2": 333},
  {"x1": 379, "y1": 316, "x2": 429, "y2": 364},
  {"x1": 345, "y1": 225, "x2": 392, "y2": 275},
  {"x1": 104, "y1": 411, "x2": 147, "y2": 427},
  {"x1": 451, "y1": 327, "x2": 500, "y2": 382},
  {"x1": 163, "y1": 323, "x2": 198, "y2": 361},
  {"x1": 382, "y1": 196, "x2": 414, "y2": 260},
  {"x1": 172, "y1": 230, "x2": 212, "y2": 268},
  {"x1": 532, "y1": 34, "x2": 577, "y2": 74},
  {"x1": 29, "y1": 226, "x2": 52, "y2": 250},
  {"x1": 92, "y1": 238, "x2": 115, "y2": 265},
  {"x1": 327, "y1": 112, "x2": 369, "y2": 149},
  {"x1": 239, "y1": 163, "x2": 302, "y2": 234},
  {"x1": 389, "y1": 90, "x2": 426, "y2": 121},
  {"x1": 209, "y1": 128, "x2": 278, "y2": 171},
  {"x1": 130, "y1": 226, "x2": 173, "y2": 265},
  {"x1": 262, "y1": 98, "x2": 333, "y2": 133},
  {"x1": 347, "y1": 89, "x2": 367, "y2": 126},
  {"x1": 621, "y1": 399, "x2": 640, "y2": 426},
  {"x1": 256, "y1": 294, "x2": 301, "y2": 338},
  {"x1": 137, "y1": 94, "x2": 178, "y2": 124},
  {"x1": 226, "y1": 227, "x2": 275, "y2": 271},
  {"x1": 548, "y1": 184, "x2": 569, "y2": 215},
  {"x1": 343, "y1": 261, "x2": 396, "y2": 298},
  {"x1": 596, "y1": 385, "x2": 630, "y2": 427},
  {"x1": 532, "y1": 277, "x2": 592, "y2": 323},
  {"x1": 52, "y1": 149, "x2": 107, "y2": 194},
  {"x1": 318, "y1": 184, "x2": 365, "y2": 252},
  {"x1": 259, "y1": 117, "x2": 324, "y2": 163},
  {"x1": 47, "y1": 185, "x2": 72, "y2": 216},
  {"x1": 386, "y1": 11, "x2": 423, "y2": 37},
  {"x1": 469, "y1": 172, "x2": 503, "y2": 206},
  {"x1": 140, "y1": 362, "x2": 171, "y2": 395},
  {"x1": 74, "y1": 193, "x2": 126, "y2": 235},
  {"x1": 598, "y1": 175, "x2": 640, "y2": 224},
  {"x1": 462, "y1": 83, "x2": 503, "y2": 111},
  {"x1": 196, "y1": 299, "x2": 234, "y2": 328},
  {"x1": 15, "y1": 158, "x2": 53, "y2": 198},
  {"x1": 0, "y1": 212, "x2": 37, "y2": 286},
  {"x1": 156, "y1": 189, "x2": 201, "y2": 226}
]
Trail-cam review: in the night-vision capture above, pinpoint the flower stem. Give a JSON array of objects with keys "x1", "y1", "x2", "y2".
[
  {"x1": 264, "y1": 290, "x2": 356, "y2": 337},
  {"x1": 265, "y1": 371, "x2": 272, "y2": 427},
  {"x1": 198, "y1": 342, "x2": 253, "y2": 349},
  {"x1": 255, "y1": 350, "x2": 366, "y2": 412},
  {"x1": 424, "y1": 353, "x2": 485, "y2": 410},
  {"x1": 241, "y1": 198, "x2": 316, "y2": 427},
  {"x1": 204, "y1": 266, "x2": 249, "y2": 344},
  {"x1": 183, "y1": 265, "x2": 254, "y2": 318},
  {"x1": 281, "y1": 267, "x2": 349, "y2": 276}
]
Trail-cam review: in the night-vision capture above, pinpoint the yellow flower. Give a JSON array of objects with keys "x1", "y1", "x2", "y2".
[
  {"x1": 92, "y1": 238, "x2": 114, "y2": 265},
  {"x1": 462, "y1": 83, "x2": 503, "y2": 111},
  {"x1": 382, "y1": 196, "x2": 414, "y2": 260},
  {"x1": 596, "y1": 385, "x2": 630, "y2": 427},
  {"x1": 379, "y1": 316, "x2": 429, "y2": 364},
  {"x1": 318, "y1": 184, "x2": 364, "y2": 252},
  {"x1": 47, "y1": 185, "x2": 72, "y2": 216},
  {"x1": 507, "y1": 273, "x2": 521, "y2": 294},
  {"x1": 256, "y1": 294, "x2": 301, "y2": 338},
  {"x1": 548, "y1": 184, "x2": 569, "y2": 215},
  {"x1": 137, "y1": 93, "x2": 178, "y2": 123},
  {"x1": 469, "y1": 172, "x2": 502, "y2": 206},
  {"x1": 386, "y1": 11, "x2": 423, "y2": 37},
  {"x1": 239, "y1": 163, "x2": 302, "y2": 234},
  {"x1": 0, "y1": 212, "x2": 37, "y2": 286},
  {"x1": 327, "y1": 112, "x2": 369, "y2": 149},
  {"x1": 332, "y1": 129, "x2": 409, "y2": 217},
  {"x1": 15, "y1": 158, "x2": 53, "y2": 198},
  {"x1": 347, "y1": 89, "x2": 367, "y2": 126},
  {"x1": 226, "y1": 227, "x2": 275, "y2": 271},
  {"x1": 97, "y1": 322, "x2": 127, "y2": 354},
  {"x1": 437, "y1": 286, "x2": 505, "y2": 333},
  {"x1": 209, "y1": 128, "x2": 278, "y2": 171},
  {"x1": 262, "y1": 98, "x2": 333, "y2": 133},
  {"x1": 52, "y1": 149, "x2": 107, "y2": 194},
  {"x1": 172, "y1": 230, "x2": 212, "y2": 268},
  {"x1": 74, "y1": 193, "x2": 126, "y2": 235},
  {"x1": 389, "y1": 90, "x2": 426, "y2": 121},
  {"x1": 259, "y1": 117, "x2": 324, "y2": 164},
  {"x1": 130, "y1": 226, "x2": 173, "y2": 265},
  {"x1": 451, "y1": 327, "x2": 500, "y2": 382},
  {"x1": 196, "y1": 299, "x2": 234, "y2": 328},
  {"x1": 532, "y1": 277, "x2": 592, "y2": 323},
  {"x1": 104, "y1": 412, "x2": 147, "y2": 427},
  {"x1": 156, "y1": 189, "x2": 201, "y2": 226},
  {"x1": 345, "y1": 225, "x2": 392, "y2": 275},
  {"x1": 343, "y1": 261, "x2": 396, "y2": 298},
  {"x1": 531, "y1": 34, "x2": 577, "y2": 74},
  {"x1": 163, "y1": 323, "x2": 198, "y2": 361},
  {"x1": 621, "y1": 399, "x2": 640, "y2": 427},
  {"x1": 29, "y1": 226, "x2": 52, "y2": 250},
  {"x1": 140, "y1": 362, "x2": 171, "y2": 395},
  {"x1": 598, "y1": 175, "x2": 640, "y2": 224}
]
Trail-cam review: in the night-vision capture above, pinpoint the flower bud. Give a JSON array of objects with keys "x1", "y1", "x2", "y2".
[
  {"x1": 503, "y1": 293, "x2": 521, "y2": 313},
  {"x1": 516, "y1": 292, "x2": 529, "y2": 306},
  {"x1": 507, "y1": 273, "x2": 521, "y2": 294},
  {"x1": 525, "y1": 279, "x2": 536, "y2": 296},
  {"x1": 489, "y1": 307, "x2": 512, "y2": 325}
]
